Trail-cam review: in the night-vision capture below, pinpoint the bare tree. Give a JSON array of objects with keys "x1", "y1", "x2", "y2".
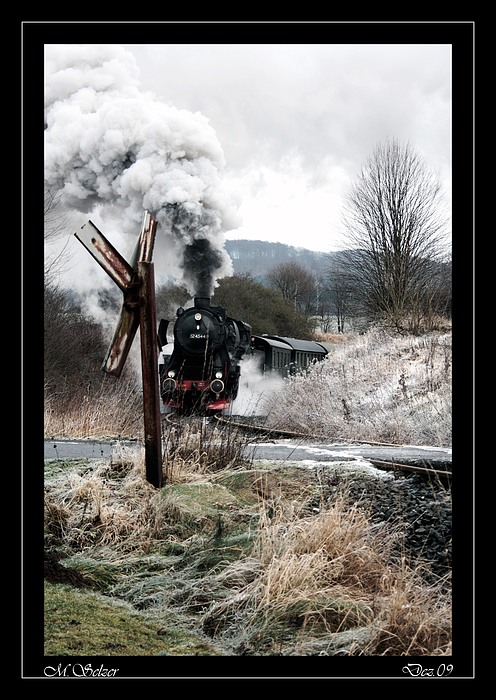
[
  {"x1": 325, "y1": 262, "x2": 353, "y2": 333},
  {"x1": 339, "y1": 138, "x2": 450, "y2": 333},
  {"x1": 267, "y1": 261, "x2": 317, "y2": 315}
]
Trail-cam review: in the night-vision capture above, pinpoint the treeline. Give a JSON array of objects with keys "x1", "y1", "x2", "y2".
[
  {"x1": 44, "y1": 248, "x2": 452, "y2": 399},
  {"x1": 155, "y1": 272, "x2": 317, "y2": 340},
  {"x1": 322, "y1": 252, "x2": 452, "y2": 335},
  {"x1": 224, "y1": 239, "x2": 325, "y2": 280}
]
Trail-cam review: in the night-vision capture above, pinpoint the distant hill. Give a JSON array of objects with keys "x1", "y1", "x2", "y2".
[{"x1": 224, "y1": 239, "x2": 333, "y2": 280}]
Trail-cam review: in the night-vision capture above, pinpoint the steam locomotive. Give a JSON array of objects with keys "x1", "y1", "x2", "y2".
[
  {"x1": 158, "y1": 297, "x2": 252, "y2": 411},
  {"x1": 158, "y1": 297, "x2": 328, "y2": 412}
]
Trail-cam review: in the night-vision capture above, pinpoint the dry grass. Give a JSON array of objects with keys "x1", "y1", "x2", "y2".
[
  {"x1": 161, "y1": 417, "x2": 253, "y2": 483},
  {"x1": 314, "y1": 332, "x2": 356, "y2": 344},
  {"x1": 45, "y1": 445, "x2": 177, "y2": 552},
  {"x1": 201, "y1": 490, "x2": 451, "y2": 655},
  {"x1": 44, "y1": 446, "x2": 451, "y2": 656},
  {"x1": 44, "y1": 419, "x2": 254, "y2": 553},
  {"x1": 44, "y1": 376, "x2": 143, "y2": 439}
]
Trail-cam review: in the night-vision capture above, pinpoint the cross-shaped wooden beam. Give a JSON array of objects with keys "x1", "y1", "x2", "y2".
[{"x1": 74, "y1": 211, "x2": 163, "y2": 488}]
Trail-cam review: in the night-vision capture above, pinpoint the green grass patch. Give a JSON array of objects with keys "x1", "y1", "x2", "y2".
[{"x1": 44, "y1": 581, "x2": 225, "y2": 656}]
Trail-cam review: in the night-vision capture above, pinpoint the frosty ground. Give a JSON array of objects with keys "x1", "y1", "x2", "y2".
[{"x1": 43, "y1": 328, "x2": 452, "y2": 658}]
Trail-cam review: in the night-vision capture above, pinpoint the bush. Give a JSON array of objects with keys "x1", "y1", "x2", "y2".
[
  {"x1": 211, "y1": 273, "x2": 315, "y2": 338},
  {"x1": 44, "y1": 279, "x2": 108, "y2": 388},
  {"x1": 44, "y1": 278, "x2": 142, "y2": 438}
]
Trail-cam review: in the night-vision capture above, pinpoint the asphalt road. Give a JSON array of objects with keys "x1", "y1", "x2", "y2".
[
  {"x1": 248, "y1": 441, "x2": 451, "y2": 467},
  {"x1": 44, "y1": 437, "x2": 451, "y2": 469},
  {"x1": 44, "y1": 439, "x2": 139, "y2": 461}
]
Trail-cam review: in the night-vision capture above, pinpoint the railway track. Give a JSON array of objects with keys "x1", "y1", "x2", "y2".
[{"x1": 163, "y1": 411, "x2": 452, "y2": 482}]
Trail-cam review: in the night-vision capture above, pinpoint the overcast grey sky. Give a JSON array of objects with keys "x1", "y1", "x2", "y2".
[
  {"x1": 44, "y1": 39, "x2": 453, "y2": 307},
  {"x1": 126, "y1": 43, "x2": 452, "y2": 252}
]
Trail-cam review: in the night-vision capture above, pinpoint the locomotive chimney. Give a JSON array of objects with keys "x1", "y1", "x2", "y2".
[{"x1": 194, "y1": 297, "x2": 211, "y2": 309}]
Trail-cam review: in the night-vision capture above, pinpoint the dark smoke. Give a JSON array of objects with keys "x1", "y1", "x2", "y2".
[
  {"x1": 182, "y1": 239, "x2": 225, "y2": 298},
  {"x1": 159, "y1": 202, "x2": 226, "y2": 297}
]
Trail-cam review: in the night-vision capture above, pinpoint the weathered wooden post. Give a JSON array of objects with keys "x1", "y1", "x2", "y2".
[
  {"x1": 74, "y1": 211, "x2": 163, "y2": 488},
  {"x1": 137, "y1": 260, "x2": 162, "y2": 487}
]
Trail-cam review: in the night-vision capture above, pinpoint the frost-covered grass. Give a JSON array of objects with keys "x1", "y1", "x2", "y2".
[
  {"x1": 45, "y1": 450, "x2": 451, "y2": 656},
  {"x1": 262, "y1": 328, "x2": 452, "y2": 447}
]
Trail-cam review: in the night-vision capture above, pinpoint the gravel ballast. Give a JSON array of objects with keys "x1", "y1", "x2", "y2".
[{"x1": 306, "y1": 463, "x2": 452, "y2": 589}]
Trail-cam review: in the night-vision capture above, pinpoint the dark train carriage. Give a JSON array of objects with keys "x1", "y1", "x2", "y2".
[
  {"x1": 251, "y1": 335, "x2": 328, "y2": 377},
  {"x1": 250, "y1": 336, "x2": 293, "y2": 378},
  {"x1": 273, "y1": 337, "x2": 329, "y2": 370}
]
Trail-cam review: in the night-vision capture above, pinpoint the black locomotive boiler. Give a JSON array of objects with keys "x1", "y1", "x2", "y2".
[{"x1": 158, "y1": 297, "x2": 252, "y2": 411}]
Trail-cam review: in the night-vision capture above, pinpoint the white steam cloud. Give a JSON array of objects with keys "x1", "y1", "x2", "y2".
[
  {"x1": 230, "y1": 356, "x2": 284, "y2": 416},
  {"x1": 44, "y1": 44, "x2": 238, "y2": 297}
]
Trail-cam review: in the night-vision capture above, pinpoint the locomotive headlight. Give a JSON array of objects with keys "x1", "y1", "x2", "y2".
[
  {"x1": 215, "y1": 371, "x2": 223, "y2": 379},
  {"x1": 194, "y1": 313, "x2": 202, "y2": 321},
  {"x1": 168, "y1": 370, "x2": 176, "y2": 378},
  {"x1": 210, "y1": 379, "x2": 224, "y2": 394},
  {"x1": 163, "y1": 377, "x2": 177, "y2": 393}
]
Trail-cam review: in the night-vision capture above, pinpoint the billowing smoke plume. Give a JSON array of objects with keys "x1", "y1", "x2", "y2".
[{"x1": 44, "y1": 44, "x2": 237, "y2": 297}]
